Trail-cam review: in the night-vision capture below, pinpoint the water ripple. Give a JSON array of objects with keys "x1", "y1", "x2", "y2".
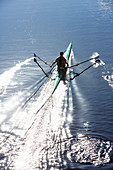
[{"x1": 66, "y1": 136, "x2": 112, "y2": 166}]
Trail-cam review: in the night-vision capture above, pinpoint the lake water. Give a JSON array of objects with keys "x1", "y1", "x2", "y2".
[{"x1": 0, "y1": 0, "x2": 113, "y2": 169}]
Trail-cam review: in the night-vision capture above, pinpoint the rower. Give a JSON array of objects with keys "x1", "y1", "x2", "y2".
[{"x1": 50, "y1": 52, "x2": 69, "y2": 74}]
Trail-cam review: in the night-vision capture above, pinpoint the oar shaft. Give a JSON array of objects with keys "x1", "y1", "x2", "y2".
[
  {"x1": 70, "y1": 62, "x2": 96, "y2": 80},
  {"x1": 34, "y1": 53, "x2": 50, "y2": 66},
  {"x1": 79, "y1": 62, "x2": 96, "y2": 75},
  {"x1": 34, "y1": 58, "x2": 49, "y2": 77},
  {"x1": 69, "y1": 56, "x2": 99, "y2": 68}
]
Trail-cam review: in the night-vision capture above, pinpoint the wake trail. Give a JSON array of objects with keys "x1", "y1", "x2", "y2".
[
  {"x1": 0, "y1": 50, "x2": 112, "y2": 169},
  {"x1": 0, "y1": 57, "x2": 34, "y2": 97}
]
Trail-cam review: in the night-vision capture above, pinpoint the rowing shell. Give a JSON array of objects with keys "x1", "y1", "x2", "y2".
[{"x1": 52, "y1": 42, "x2": 72, "y2": 94}]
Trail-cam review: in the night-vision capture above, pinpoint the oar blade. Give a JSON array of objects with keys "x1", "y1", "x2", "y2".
[
  {"x1": 34, "y1": 53, "x2": 37, "y2": 57},
  {"x1": 34, "y1": 58, "x2": 37, "y2": 62},
  {"x1": 90, "y1": 53, "x2": 105, "y2": 67},
  {"x1": 95, "y1": 59, "x2": 101, "y2": 63},
  {"x1": 95, "y1": 56, "x2": 99, "y2": 60},
  {"x1": 90, "y1": 53, "x2": 100, "y2": 66}
]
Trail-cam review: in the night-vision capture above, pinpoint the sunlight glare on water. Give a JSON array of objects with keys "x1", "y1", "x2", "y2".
[{"x1": 98, "y1": 0, "x2": 113, "y2": 16}]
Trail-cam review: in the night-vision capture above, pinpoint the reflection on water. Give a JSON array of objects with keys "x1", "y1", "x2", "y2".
[
  {"x1": 98, "y1": 0, "x2": 113, "y2": 21},
  {"x1": 98, "y1": 0, "x2": 113, "y2": 13}
]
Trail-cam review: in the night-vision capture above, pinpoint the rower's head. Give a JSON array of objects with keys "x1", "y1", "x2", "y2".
[{"x1": 60, "y1": 52, "x2": 64, "y2": 56}]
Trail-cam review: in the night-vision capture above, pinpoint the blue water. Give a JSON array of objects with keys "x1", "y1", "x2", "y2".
[{"x1": 0, "y1": 0, "x2": 113, "y2": 169}]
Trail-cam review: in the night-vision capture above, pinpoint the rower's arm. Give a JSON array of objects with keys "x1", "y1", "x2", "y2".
[
  {"x1": 50, "y1": 57, "x2": 59, "y2": 67},
  {"x1": 66, "y1": 60, "x2": 69, "y2": 67},
  {"x1": 50, "y1": 59, "x2": 56, "y2": 67}
]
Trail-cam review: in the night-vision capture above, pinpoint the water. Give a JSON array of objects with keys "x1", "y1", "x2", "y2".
[{"x1": 0, "y1": 0, "x2": 113, "y2": 169}]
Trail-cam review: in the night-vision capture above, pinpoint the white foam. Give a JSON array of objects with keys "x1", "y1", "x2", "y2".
[{"x1": 0, "y1": 57, "x2": 33, "y2": 96}]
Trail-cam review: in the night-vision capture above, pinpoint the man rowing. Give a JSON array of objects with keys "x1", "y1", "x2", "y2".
[{"x1": 50, "y1": 52, "x2": 69, "y2": 76}]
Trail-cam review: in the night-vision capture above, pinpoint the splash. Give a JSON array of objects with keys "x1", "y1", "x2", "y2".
[
  {"x1": 90, "y1": 52, "x2": 105, "y2": 68},
  {"x1": 102, "y1": 68, "x2": 113, "y2": 89}
]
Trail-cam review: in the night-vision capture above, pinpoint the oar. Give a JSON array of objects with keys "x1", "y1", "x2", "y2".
[
  {"x1": 69, "y1": 56, "x2": 99, "y2": 68},
  {"x1": 34, "y1": 58, "x2": 49, "y2": 78},
  {"x1": 34, "y1": 53, "x2": 50, "y2": 66},
  {"x1": 70, "y1": 59, "x2": 100, "y2": 80}
]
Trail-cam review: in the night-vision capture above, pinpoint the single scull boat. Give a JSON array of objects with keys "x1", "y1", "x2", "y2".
[
  {"x1": 34, "y1": 42, "x2": 102, "y2": 95},
  {"x1": 52, "y1": 42, "x2": 72, "y2": 94}
]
